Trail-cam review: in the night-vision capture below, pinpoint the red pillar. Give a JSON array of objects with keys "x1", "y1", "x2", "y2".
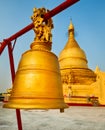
[{"x1": 8, "y1": 42, "x2": 22, "y2": 130}]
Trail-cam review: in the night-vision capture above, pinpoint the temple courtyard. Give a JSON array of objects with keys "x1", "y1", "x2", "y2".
[{"x1": 0, "y1": 102, "x2": 105, "y2": 130}]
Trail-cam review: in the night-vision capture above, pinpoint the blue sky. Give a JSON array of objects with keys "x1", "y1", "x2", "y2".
[{"x1": 0, "y1": 0, "x2": 105, "y2": 92}]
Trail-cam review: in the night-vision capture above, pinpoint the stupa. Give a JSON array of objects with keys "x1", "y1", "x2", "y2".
[{"x1": 58, "y1": 21, "x2": 105, "y2": 106}]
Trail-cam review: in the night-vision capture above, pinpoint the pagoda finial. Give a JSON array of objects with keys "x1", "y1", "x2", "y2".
[
  {"x1": 68, "y1": 19, "x2": 74, "y2": 37},
  {"x1": 69, "y1": 19, "x2": 74, "y2": 30}
]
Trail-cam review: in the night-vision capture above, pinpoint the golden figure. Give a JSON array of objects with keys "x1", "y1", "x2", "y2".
[{"x1": 31, "y1": 7, "x2": 53, "y2": 42}]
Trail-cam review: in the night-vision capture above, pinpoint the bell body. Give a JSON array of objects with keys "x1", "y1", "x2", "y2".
[{"x1": 4, "y1": 45, "x2": 68, "y2": 110}]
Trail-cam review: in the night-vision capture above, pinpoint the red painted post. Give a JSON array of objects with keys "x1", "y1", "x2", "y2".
[
  {"x1": 8, "y1": 42, "x2": 22, "y2": 130},
  {"x1": 8, "y1": 42, "x2": 15, "y2": 80}
]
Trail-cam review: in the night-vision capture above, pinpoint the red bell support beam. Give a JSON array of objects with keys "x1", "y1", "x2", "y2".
[
  {"x1": 0, "y1": 0, "x2": 79, "y2": 55},
  {"x1": 8, "y1": 43, "x2": 23, "y2": 130}
]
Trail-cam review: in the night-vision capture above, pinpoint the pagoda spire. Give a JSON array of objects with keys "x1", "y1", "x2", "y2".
[
  {"x1": 68, "y1": 19, "x2": 74, "y2": 36},
  {"x1": 64, "y1": 20, "x2": 80, "y2": 49}
]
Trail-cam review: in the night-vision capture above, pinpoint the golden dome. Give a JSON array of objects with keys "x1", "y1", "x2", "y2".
[{"x1": 59, "y1": 21, "x2": 96, "y2": 85}]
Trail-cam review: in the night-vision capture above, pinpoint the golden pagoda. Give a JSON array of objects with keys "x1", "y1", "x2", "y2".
[{"x1": 59, "y1": 21, "x2": 105, "y2": 106}]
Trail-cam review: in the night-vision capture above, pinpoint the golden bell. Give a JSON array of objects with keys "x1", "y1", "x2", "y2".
[{"x1": 3, "y1": 7, "x2": 68, "y2": 112}]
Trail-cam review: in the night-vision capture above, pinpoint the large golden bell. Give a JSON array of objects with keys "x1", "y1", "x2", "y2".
[
  {"x1": 3, "y1": 41, "x2": 68, "y2": 112},
  {"x1": 3, "y1": 7, "x2": 68, "y2": 112}
]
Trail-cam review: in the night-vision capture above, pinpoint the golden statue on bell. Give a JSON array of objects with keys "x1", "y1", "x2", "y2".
[{"x1": 31, "y1": 7, "x2": 53, "y2": 43}]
